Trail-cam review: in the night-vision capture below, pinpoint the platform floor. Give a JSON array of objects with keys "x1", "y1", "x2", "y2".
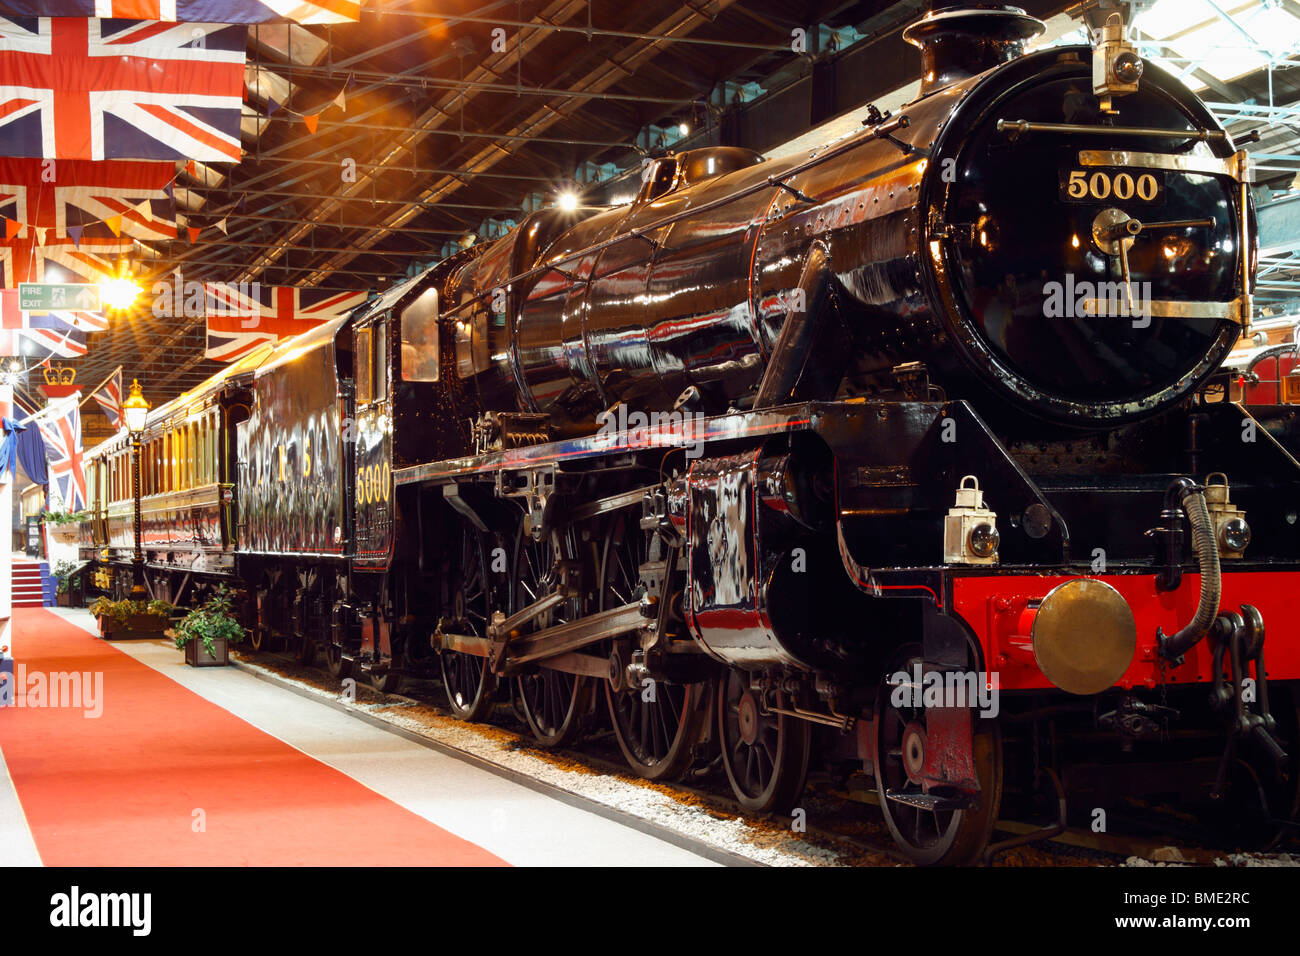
[{"x1": 0, "y1": 607, "x2": 720, "y2": 867}]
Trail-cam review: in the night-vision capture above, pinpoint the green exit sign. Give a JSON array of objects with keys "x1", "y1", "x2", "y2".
[{"x1": 18, "y1": 282, "x2": 100, "y2": 312}]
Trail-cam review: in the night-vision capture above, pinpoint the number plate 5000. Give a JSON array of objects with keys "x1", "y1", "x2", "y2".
[{"x1": 1059, "y1": 168, "x2": 1164, "y2": 204}]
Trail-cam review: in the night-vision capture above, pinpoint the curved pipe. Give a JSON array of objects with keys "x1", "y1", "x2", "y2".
[{"x1": 1159, "y1": 480, "x2": 1222, "y2": 661}]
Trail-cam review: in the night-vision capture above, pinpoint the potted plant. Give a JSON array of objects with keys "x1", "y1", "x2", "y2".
[
  {"x1": 53, "y1": 559, "x2": 77, "y2": 607},
  {"x1": 174, "y1": 586, "x2": 246, "y2": 667},
  {"x1": 88, "y1": 596, "x2": 174, "y2": 640},
  {"x1": 41, "y1": 509, "x2": 86, "y2": 546}
]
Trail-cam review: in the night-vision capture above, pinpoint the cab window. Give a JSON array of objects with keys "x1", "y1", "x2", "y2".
[
  {"x1": 638, "y1": 158, "x2": 678, "y2": 203},
  {"x1": 356, "y1": 327, "x2": 373, "y2": 404},
  {"x1": 373, "y1": 322, "x2": 388, "y2": 400},
  {"x1": 401, "y1": 291, "x2": 439, "y2": 382}
]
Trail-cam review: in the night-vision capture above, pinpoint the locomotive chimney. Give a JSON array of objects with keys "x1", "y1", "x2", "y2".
[{"x1": 903, "y1": 2, "x2": 1045, "y2": 97}]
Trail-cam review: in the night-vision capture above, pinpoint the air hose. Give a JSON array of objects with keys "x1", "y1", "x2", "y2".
[{"x1": 1158, "y1": 478, "x2": 1222, "y2": 662}]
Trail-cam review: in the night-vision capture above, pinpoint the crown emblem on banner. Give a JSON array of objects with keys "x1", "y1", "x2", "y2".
[{"x1": 42, "y1": 365, "x2": 76, "y2": 386}]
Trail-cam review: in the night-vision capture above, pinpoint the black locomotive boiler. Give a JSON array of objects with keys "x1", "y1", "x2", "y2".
[{"x1": 84, "y1": 3, "x2": 1300, "y2": 865}]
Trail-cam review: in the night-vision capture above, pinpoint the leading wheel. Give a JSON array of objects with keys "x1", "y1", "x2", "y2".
[
  {"x1": 512, "y1": 523, "x2": 589, "y2": 747},
  {"x1": 718, "y1": 669, "x2": 811, "y2": 814},
  {"x1": 440, "y1": 523, "x2": 498, "y2": 722},
  {"x1": 874, "y1": 645, "x2": 1003, "y2": 866}
]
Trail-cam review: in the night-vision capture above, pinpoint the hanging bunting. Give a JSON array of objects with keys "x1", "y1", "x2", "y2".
[
  {"x1": 303, "y1": 114, "x2": 319, "y2": 134},
  {"x1": 188, "y1": 225, "x2": 201, "y2": 243}
]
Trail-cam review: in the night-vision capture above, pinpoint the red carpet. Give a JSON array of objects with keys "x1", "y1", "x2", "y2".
[{"x1": 0, "y1": 608, "x2": 506, "y2": 866}]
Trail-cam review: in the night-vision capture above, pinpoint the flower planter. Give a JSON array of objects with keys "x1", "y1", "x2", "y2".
[
  {"x1": 47, "y1": 524, "x2": 80, "y2": 546},
  {"x1": 97, "y1": 614, "x2": 169, "y2": 641},
  {"x1": 184, "y1": 637, "x2": 229, "y2": 667}
]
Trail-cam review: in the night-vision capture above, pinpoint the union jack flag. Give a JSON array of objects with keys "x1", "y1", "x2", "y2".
[
  {"x1": 205, "y1": 284, "x2": 368, "y2": 362},
  {"x1": 38, "y1": 395, "x2": 87, "y2": 511},
  {"x1": 0, "y1": 158, "x2": 176, "y2": 241},
  {"x1": 0, "y1": 18, "x2": 245, "y2": 161},
  {"x1": 88, "y1": 364, "x2": 123, "y2": 429},
  {"x1": 0, "y1": 3, "x2": 360, "y2": 24},
  {"x1": 0, "y1": 287, "x2": 86, "y2": 356}
]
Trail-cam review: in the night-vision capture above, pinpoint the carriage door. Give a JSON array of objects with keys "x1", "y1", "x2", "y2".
[{"x1": 353, "y1": 313, "x2": 394, "y2": 569}]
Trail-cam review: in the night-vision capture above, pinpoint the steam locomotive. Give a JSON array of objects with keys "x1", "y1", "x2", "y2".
[{"x1": 82, "y1": 2, "x2": 1300, "y2": 865}]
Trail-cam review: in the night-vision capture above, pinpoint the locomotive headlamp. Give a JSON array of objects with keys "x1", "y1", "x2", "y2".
[
  {"x1": 1220, "y1": 517, "x2": 1251, "y2": 555},
  {"x1": 1093, "y1": 11, "x2": 1142, "y2": 111},
  {"x1": 1112, "y1": 50, "x2": 1143, "y2": 85},
  {"x1": 969, "y1": 522, "x2": 1000, "y2": 559},
  {"x1": 1032, "y1": 579, "x2": 1136, "y2": 696},
  {"x1": 123, "y1": 379, "x2": 149, "y2": 434},
  {"x1": 1204, "y1": 473, "x2": 1250, "y2": 559},
  {"x1": 944, "y1": 475, "x2": 999, "y2": 565}
]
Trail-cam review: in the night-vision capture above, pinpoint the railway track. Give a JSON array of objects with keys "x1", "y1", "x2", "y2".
[{"x1": 228, "y1": 646, "x2": 1295, "y2": 867}]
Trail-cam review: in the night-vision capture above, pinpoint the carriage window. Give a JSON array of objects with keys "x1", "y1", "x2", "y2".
[
  {"x1": 356, "y1": 327, "x2": 373, "y2": 404},
  {"x1": 401, "y1": 291, "x2": 439, "y2": 382},
  {"x1": 175, "y1": 428, "x2": 185, "y2": 490},
  {"x1": 204, "y1": 415, "x2": 212, "y2": 483}
]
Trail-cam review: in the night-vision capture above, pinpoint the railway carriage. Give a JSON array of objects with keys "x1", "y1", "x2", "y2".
[{"x1": 83, "y1": 2, "x2": 1300, "y2": 865}]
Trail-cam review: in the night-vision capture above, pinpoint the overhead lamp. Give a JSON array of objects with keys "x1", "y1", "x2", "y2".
[
  {"x1": 556, "y1": 191, "x2": 579, "y2": 212},
  {"x1": 678, "y1": 122, "x2": 690, "y2": 136},
  {"x1": 100, "y1": 277, "x2": 142, "y2": 310}
]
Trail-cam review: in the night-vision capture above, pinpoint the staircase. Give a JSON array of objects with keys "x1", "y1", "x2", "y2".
[{"x1": 12, "y1": 559, "x2": 51, "y2": 608}]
